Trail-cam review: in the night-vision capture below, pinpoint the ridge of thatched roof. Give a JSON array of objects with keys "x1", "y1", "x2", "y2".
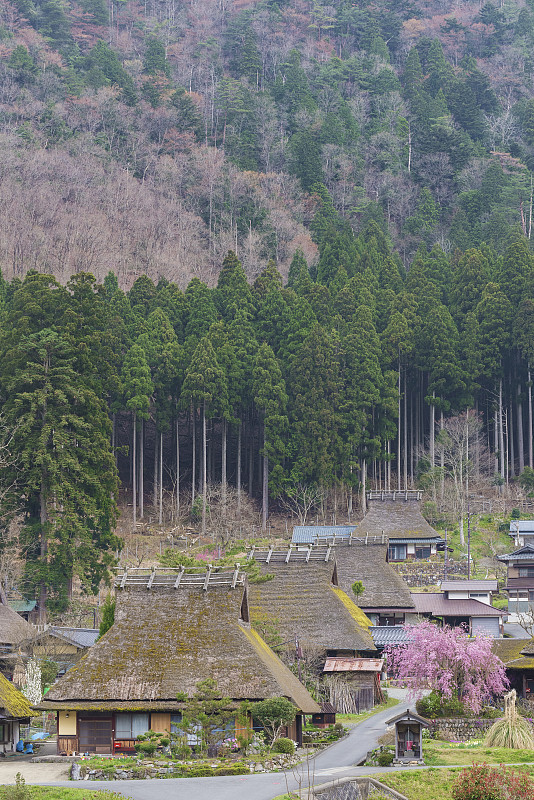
[
  {"x1": 43, "y1": 583, "x2": 319, "y2": 714},
  {"x1": 0, "y1": 601, "x2": 36, "y2": 645},
  {"x1": 359, "y1": 500, "x2": 442, "y2": 540},
  {"x1": 248, "y1": 560, "x2": 375, "y2": 653},
  {"x1": 492, "y1": 638, "x2": 534, "y2": 670},
  {"x1": 333, "y1": 543, "x2": 415, "y2": 610},
  {"x1": 0, "y1": 672, "x2": 32, "y2": 718}
]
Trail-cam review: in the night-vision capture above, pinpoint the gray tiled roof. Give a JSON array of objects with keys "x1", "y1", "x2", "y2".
[
  {"x1": 441, "y1": 580, "x2": 498, "y2": 592},
  {"x1": 50, "y1": 628, "x2": 99, "y2": 649},
  {"x1": 292, "y1": 526, "x2": 356, "y2": 544},
  {"x1": 498, "y1": 545, "x2": 534, "y2": 562},
  {"x1": 370, "y1": 626, "x2": 408, "y2": 646},
  {"x1": 410, "y1": 593, "x2": 503, "y2": 617},
  {"x1": 509, "y1": 521, "x2": 534, "y2": 533}
]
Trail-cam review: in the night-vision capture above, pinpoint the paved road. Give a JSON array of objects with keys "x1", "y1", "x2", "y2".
[{"x1": 4, "y1": 690, "x2": 414, "y2": 799}]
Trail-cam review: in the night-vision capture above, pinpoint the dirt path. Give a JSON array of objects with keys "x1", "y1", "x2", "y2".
[{"x1": 0, "y1": 761, "x2": 70, "y2": 784}]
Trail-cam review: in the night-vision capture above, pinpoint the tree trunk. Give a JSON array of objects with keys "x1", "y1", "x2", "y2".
[
  {"x1": 510, "y1": 394, "x2": 515, "y2": 478},
  {"x1": 202, "y1": 400, "x2": 207, "y2": 537},
  {"x1": 159, "y1": 431, "x2": 163, "y2": 526},
  {"x1": 361, "y1": 459, "x2": 367, "y2": 515},
  {"x1": 518, "y1": 379, "x2": 525, "y2": 474},
  {"x1": 132, "y1": 411, "x2": 137, "y2": 527},
  {"x1": 529, "y1": 363, "x2": 533, "y2": 469},
  {"x1": 440, "y1": 410, "x2": 445, "y2": 501},
  {"x1": 221, "y1": 416, "x2": 227, "y2": 514},
  {"x1": 397, "y1": 360, "x2": 401, "y2": 490},
  {"x1": 237, "y1": 419, "x2": 242, "y2": 514},
  {"x1": 499, "y1": 379, "x2": 505, "y2": 480},
  {"x1": 249, "y1": 419, "x2": 254, "y2": 496},
  {"x1": 153, "y1": 428, "x2": 158, "y2": 512},
  {"x1": 140, "y1": 418, "x2": 144, "y2": 520},
  {"x1": 112, "y1": 413, "x2": 116, "y2": 464},
  {"x1": 176, "y1": 416, "x2": 180, "y2": 520},
  {"x1": 403, "y1": 369, "x2": 408, "y2": 488},
  {"x1": 430, "y1": 390, "x2": 435, "y2": 470},
  {"x1": 191, "y1": 404, "x2": 196, "y2": 506},
  {"x1": 39, "y1": 480, "x2": 48, "y2": 624},
  {"x1": 262, "y1": 419, "x2": 268, "y2": 532}
]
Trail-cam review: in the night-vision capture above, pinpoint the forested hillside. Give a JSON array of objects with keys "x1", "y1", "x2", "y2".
[
  {"x1": 2, "y1": 0, "x2": 534, "y2": 283},
  {"x1": 3, "y1": 0, "x2": 534, "y2": 615}
]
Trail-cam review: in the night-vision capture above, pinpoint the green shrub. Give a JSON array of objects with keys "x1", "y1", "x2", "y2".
[
  {"x1": 302, "y1": 734, "x2": 313, "y2": 744},
  {"x1": 2, "y1": 774, "x2": 30, "y2": 800},
  {"x1": 137, "y1": 740, "x2": 157, "y2": 755},
  {"x1": 181, "y1": 765, "x2": 215, "y2": 777},
  {"x1": 159, "y1": 737, "x2": 170, "y2": 747},
  {"x1": 416, "y1": 690, "x2": 465, "y2": 719},
  {"x1": 213, "y1": 763, "x2": 250, "y2": 775},
  {"x1": 272, "y1": 737, "x2": 295, "y2": 754},
  {"x1": 377, "y1": 750, "x2": 394, "y2": 767}
]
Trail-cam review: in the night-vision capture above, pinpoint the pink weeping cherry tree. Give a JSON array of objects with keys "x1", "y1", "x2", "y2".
[{"x1": 385, "y1": 621, "x2": 508, "y2": 714}]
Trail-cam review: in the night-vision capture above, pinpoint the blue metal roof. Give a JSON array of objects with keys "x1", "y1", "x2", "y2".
[
  {"x1": 509, "y1": 521, "x2": 534, "y2": 533},
  {"x1": 387, "y1": 537, "x2": 442, "y2": 544},
  {"x1": 291, "y1": 526, "x2": 357, "y2": 544}
]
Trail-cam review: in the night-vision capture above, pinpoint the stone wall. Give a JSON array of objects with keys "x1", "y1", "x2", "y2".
[
  {"x1": 314, "y1": 777, "x2": 407, "y2": 800},
  {"x1": 428, "y1": 717, "x2": 495, "y2": 741},
  {"x1": 392, "y1": 560, "x2": 466, "y2": 588}
]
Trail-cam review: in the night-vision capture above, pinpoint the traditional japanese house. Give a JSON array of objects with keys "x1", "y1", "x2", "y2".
[
  {"x1": 509, "y1": 521, "x2": 534, "y2": 548},
  {"x1": 331, "y1": 540, "x2": 416, "y2": 627},
  {"x1": 30, "y1": 627, "x2": 99, "y2": 675},
  {"x1": 0, "y1": 671, "x2": 32, "y2": 754},
  {"x1": 247, "y1": 545, "x2": 376, "y2": 658},
  {"x1": 361, "y1": 491, "x2": 445, "y2": 561},
  {"x1": 36, "y1": 567, "x2": 320, "y2": 753},
  {"x1": 498, "y1": 544, "x2": 534, "y2": 622},
  {"x1": 440, "y1": 580, "x2": 498, "y2": 606},
  {"x1": 492, "y1": 638, "x2": 534, "y2": 698},
  {"x1": 407, "y1": 592, "x2": 504, "y2": 637},
  {"x1": 0, "y1": 598, "x2": 36, "y2": 680}
]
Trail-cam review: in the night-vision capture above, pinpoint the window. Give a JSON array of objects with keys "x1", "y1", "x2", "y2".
[
  {"x1": 388, "y1": 544, "x2": 406, "y2": 561},
  {"x1": 415, "y1": 547, "x2": 431, "y2": 559},
  {"x1": 0, "y1": 723, "x2": 6, "y2": 743},
  {"x1": 519, "y1": 567, "x2": 534, "y2": 577},
  {"x1": 171, "y1": 713, "x2": 201, "y2": 745},
  {"x1": 115, "y1": 714, "x2": 149, "y2": 739},
  {"x1": 378, "y1": 613, "x2": 405, "y2": 626}
]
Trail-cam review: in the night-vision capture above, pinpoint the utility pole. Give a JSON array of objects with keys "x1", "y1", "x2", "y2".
[
  {"x1": 444, "y1": 529, "x2": 448, "y2": 580},
  {"x1": 467, "y1": 501, "x2": 471, "y2": 580}
]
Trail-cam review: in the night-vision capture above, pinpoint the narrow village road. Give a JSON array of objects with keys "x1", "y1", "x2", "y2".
[{"x1": 8, "y1": 689, "x2": 414, "y2": 800}]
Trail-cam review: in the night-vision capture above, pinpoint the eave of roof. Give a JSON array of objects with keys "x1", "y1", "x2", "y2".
[{"x1": 410, "y1": 593, "x2": 504, "y2": 617}]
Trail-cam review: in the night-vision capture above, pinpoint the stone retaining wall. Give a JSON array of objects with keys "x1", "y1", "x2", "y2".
[
  {"x1": 312, "y1": 777, "x2": 408, "y2": 800},
  {"x1": 428, "y1": 717, "x2": 495, "y2": 741}
]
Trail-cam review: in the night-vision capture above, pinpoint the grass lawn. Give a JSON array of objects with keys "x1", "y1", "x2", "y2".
[
  {"x1": 0, "y1": 789, "x2": 128, "y2": 800},
  {"x1": 423, "y1": 740, "x2": 534, "y2": 766},
  {"x1": 376, "y1": 766, "x2": 534, "y2": 800},
  {"x1": 337, "y1": 696, "x2": 400, "y2": 725}
]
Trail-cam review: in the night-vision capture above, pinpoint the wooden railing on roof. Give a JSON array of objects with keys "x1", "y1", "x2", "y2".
[
  {"x1": 367, "y1": 490, "x2": 422, "y2": 501},
  {"x1": 114, "y1": 566, "x2": 245, "y2": 590},
  {"x1": 248, "y1": 545, "x2": 334, "y2": 563},
  {"x1": 314, "y1": 531, "x2": 387, "y2": 546}
]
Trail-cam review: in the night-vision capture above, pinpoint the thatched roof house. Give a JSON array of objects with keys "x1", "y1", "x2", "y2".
[
  {"x1": 247, "y1": 546, "x2": 376, "y2": 656},
  {"x1": 38, "y1": 568, "x2": 319, "y2": 754},
  {"x1": 492, "y1": 638, "x2": 534, "y2": 698},
  {"x1": 0, "y1": 671, "x2": 32, "y2": 754},
  {"x1": 332, "y1": 541, "x2": 415, "y2": 627},
  {"x1": 0, "y1": 599, "x2": 37, "y2": 681},
  {"x1": 360, "y1": 495, "x2": 444, "y2": 560}
]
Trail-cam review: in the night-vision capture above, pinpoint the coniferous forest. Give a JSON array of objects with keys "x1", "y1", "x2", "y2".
[{"x1": 3, "y1": 0, "x2": 534, "y2": 613}]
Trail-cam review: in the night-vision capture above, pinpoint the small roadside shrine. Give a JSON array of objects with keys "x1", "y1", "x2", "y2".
[{"x1": 386, "y1": 709, "x2": 428, "y2": 764}]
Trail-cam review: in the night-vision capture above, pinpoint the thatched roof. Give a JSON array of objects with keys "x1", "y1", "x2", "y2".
[
  {"x1": 0, "y1": 672, "x2": 32, "y2": 719},
  {"x1": 359, "y1": 499, "x2": 443, "y2": 541},
  {"x1": 492, "y1": 638, "x2": 534, "y2": 670},
  {"x1": 247, "y1": 558, "x2": 376, "y2": 653},
  {"x1": 333, "y1": 543, "x2": 415, "y2": 610},
  {"x1": 0, "y1": 600, "x2": 36, "y2": 646},
  {"x1": 40, "y1": 577, "x2": 319, "y2": 714}
]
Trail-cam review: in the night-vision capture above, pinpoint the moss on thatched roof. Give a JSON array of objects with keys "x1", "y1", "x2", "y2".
[
  {"x1": 0, "y1": 601, "x2": 36, "y2": 645},
  {"x1": 43, "y1": 583, "x2": 319, "y2": 714},
  {"x1": 333, "y1": 543, "x2": 415, "y2": 610},
  {"x1": 0, "y1": 672, "x2": 32, "y2": 718},
  {"x1": 359, "y1": 500, "x2": 442, "y2": 540},
  {"x1": 492, "y1": 638, "x2": 534, "y2": 670},
  {"x1": 248, "y1": 560, "x2": 375, "y2": 653}
]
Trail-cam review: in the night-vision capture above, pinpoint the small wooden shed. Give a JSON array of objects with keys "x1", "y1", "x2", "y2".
[{"x1": 386, "y1": 709, "x2": 428, "y2": 764}]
